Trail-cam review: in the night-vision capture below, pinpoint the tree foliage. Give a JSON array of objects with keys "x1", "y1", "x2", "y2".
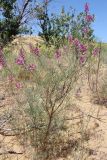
[
  {"x1": 0, "y1": 0, "x2": 32, "y2": 46},
  {"x1": 34, "y1": 1, "x2": 95, "y2": 47}
]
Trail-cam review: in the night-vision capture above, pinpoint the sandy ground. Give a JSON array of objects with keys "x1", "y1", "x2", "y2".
[{"x1": 0, "y1": 70, "x2": 107, "y2": 160}]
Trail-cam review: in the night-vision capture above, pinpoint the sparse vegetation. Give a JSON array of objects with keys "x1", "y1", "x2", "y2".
[{"x1": 0, "y1": 1, "x2": 107, "y2": 160}]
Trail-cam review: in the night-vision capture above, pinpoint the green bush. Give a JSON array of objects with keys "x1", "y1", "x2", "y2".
[
  {"x1": 0, "y1": 2, "x2": 102, "y2": 160},
  {"x1": 34, "y1": 1, "x2": 95, "y2": 48},
  {"x1": 0, "y1": 0, "x2": 32, "y2": 46}
]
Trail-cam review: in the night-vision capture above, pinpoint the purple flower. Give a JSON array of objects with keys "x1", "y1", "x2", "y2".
[
  {"x1": 79, "y1": 56, "x2": 86, "y2": 64},
  {"x1": 73, "y1": 39, "x2": 87, "y2": 53},
  {"x1": 16, "y1": 55, "x2": 25, "y2": 65},
  {"x1": 55, "y1": 49, "x2": 61, "y2": 59},
  {"x1": 86, "y1": 15, "x2": 94, "y2": 22},
  {"x1": 15, "y1": 48, "x2": 25, "y2": 65},
  {"x1": 15, "y1": 82, "x2": 23, "y2": 89},
  {"x1": 79, "y1": 44, "x2": 87, "y2": 53},
  {"x1": 84, "y1": 3, "x2": 89, "y2": 13},
  {"x1": 28, "y1": 64, "x2": 36, "y2": 71},
  {"x1": 29, "y1": 44, "x2": 40, "y2": 56},
  {"x1": 73, "y1": 38, "x2": 80, "y2": 47},
  {"x1": 92, "y1": 48, "x2": 100, "y2": 56},
  {"x1": 33, "y1": 47, "x2": 40, "y2": 56}
]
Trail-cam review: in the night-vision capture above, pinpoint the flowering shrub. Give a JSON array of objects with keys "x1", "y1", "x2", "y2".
[{"x1": 0, "y1": 2, "x2": 102, "y2": 160}]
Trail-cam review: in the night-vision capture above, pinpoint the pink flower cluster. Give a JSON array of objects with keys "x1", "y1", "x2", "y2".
[
  {"x1": 92, "y1": 48, "x2": 100, "y2": 56},
  {"x1": 55, "y1": 49, "x2": 61, "y2": 59},
  {"x1": 15, "y1": 82, "x2": 23, "y2": 89},
  {"x1": 27, "y1": 64, "x2": 36, "y2": 71},
  {"x1": 15, "y1": 48, "x2": 36, "y2": 73},
  {"x1": 29, "y1": 44, "x2": 40, "y2": 56},
  {"x1": 79, "y1": 56, "x2": 86, "y2": 64},
  {"x1": 85, "y1": 3, "x2": 89, "y2": 13},
  {"x1": 70, "y1": 37, "x2": 87, "y2": 64},
  {"x1": 15, "y1": 48, "x2": 25, "y2": 65},
  {"x1": 0, "y1": 47, "x2": 6, "y2": 70},
  {"x1": 84, "y1": 3, "x2": 94, "y2": 23},
  {"x1": 73, "y1": 38, "x2": 87, "y2": 53},
  {"x1": 79, "y1": 44, "x2": 87, "y2": 53},
  {"x1": 86, "y1": 15, "x2": 94, "y2": 22},
  {"x1": 73, "y1": 39, "x2": 80, "y2": 47}
]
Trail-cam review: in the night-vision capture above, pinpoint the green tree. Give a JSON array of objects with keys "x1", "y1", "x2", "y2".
[
  {"x1": 0, "y1": 0, "x2": 32, "y2": 46},
  {"x1": 35, "y1": 0, "x2": 52, "y2": 45},
  {"x1": 35, "y1": 1, "x2": 73, "y2": 47},
  {"x1": 34, "y1": 1, "x2": 95, "y2": 47}
]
